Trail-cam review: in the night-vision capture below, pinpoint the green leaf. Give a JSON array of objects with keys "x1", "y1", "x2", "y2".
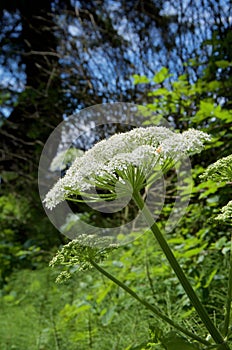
[
  {"x1": 1, "y1": 171, "x2": 19, "y2": 181},
  {"x1": 132, "y1": 74, "x2": 150, "y2": 84},
  {"x1": 153, "y1": 67, "x2": 169, "y2": 84},
  {"x1": 214, "y1": 108, "x2": 232, "y2": 122},
  {"x1": 96, "y1": 283, "x2": 113, "y2": 304},
  {"x1": 148, "y1": 88, "x2": 170, "y2": 96},
  {"x1": 101, "y1": 306, "x2": 116, "y2": 326},
  {"x1": 124, "y1": 341, "x2": 149, "y2": 350},
  {"x1": 181, "y1": 244, "x2": 207, "y2": 258},
  {"x1": 208, "y1": 80, "x2": 221, "y2": 91},
  {"x1": 194, "y1": 100, "x2": 215, "y2": 122},
  {"x1": 215, "y1": 60, "x2": 231, "y2": 69},
  {"x1": 162, "y1": 332, "x2": 200, "y2": 349},
  {"x1": 204, "y1": 268, "x2": 217, "y2": 288}
]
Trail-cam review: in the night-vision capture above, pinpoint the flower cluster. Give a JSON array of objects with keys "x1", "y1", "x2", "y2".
[
  {"x1": 215, "y1": 200, "x2": 232, "y2": 222},
  {"x1": 200, "y1": 154, "x2": 232, "y2": 183},
  {"x1": 44, "y1": 126, "x2": 210, "y2": 209},
  {"x1": 49, "y1": 234, "x2": 118, "y2": 283},
  {"x1": 201, "y1": 154, "x2": 232, "y2": 224}
]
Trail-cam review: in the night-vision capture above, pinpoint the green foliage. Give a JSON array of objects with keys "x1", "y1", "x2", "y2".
[
  {"x1": 0, "y1": 194, "x2": 42, "y2": 286},
  {"x1": 48, "y1": 226, "x2": 232, "y2": 348},
  {"x1": 0, "y1": 189, "x2": 231, "y2": 349},
  {"x1": 161, "y1": 332, "x2": 200, "y2": 349},
  {"x1": 137, "y1": 58, "x2": 232, "y2": 242},
  {"x1": 0, "y1": 194, "x2": 30, "y2": 225},
  {"x1": 153, "y1": 67, "x2": 171, "y2": 84},
  {"x1": 0, "y1": 236, "x2": 175, "y2": 350}
]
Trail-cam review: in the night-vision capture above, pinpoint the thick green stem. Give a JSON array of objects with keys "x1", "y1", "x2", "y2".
[
  {"x1": 90, "y1": 259, "x2": 210, "y2": 346},
  {"x1": 223, "y1": 233, "x2": 232, "y2": 337},
  {"x1": 133, "y1": 191, "x2": 230, "y2": 350}
]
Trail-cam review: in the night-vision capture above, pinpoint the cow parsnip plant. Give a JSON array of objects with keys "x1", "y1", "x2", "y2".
[{"x1": 45, "y1": 126, "x2": 232, "y2": 349}]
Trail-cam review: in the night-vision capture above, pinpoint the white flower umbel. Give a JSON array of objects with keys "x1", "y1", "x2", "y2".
[{"x1": 44, "y1": 126, "x2": 210, "y2": 209}]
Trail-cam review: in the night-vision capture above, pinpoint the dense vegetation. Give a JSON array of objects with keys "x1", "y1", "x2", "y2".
[{"x1": 0, "y1": 1, "x2": 232, "y2": 349}]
